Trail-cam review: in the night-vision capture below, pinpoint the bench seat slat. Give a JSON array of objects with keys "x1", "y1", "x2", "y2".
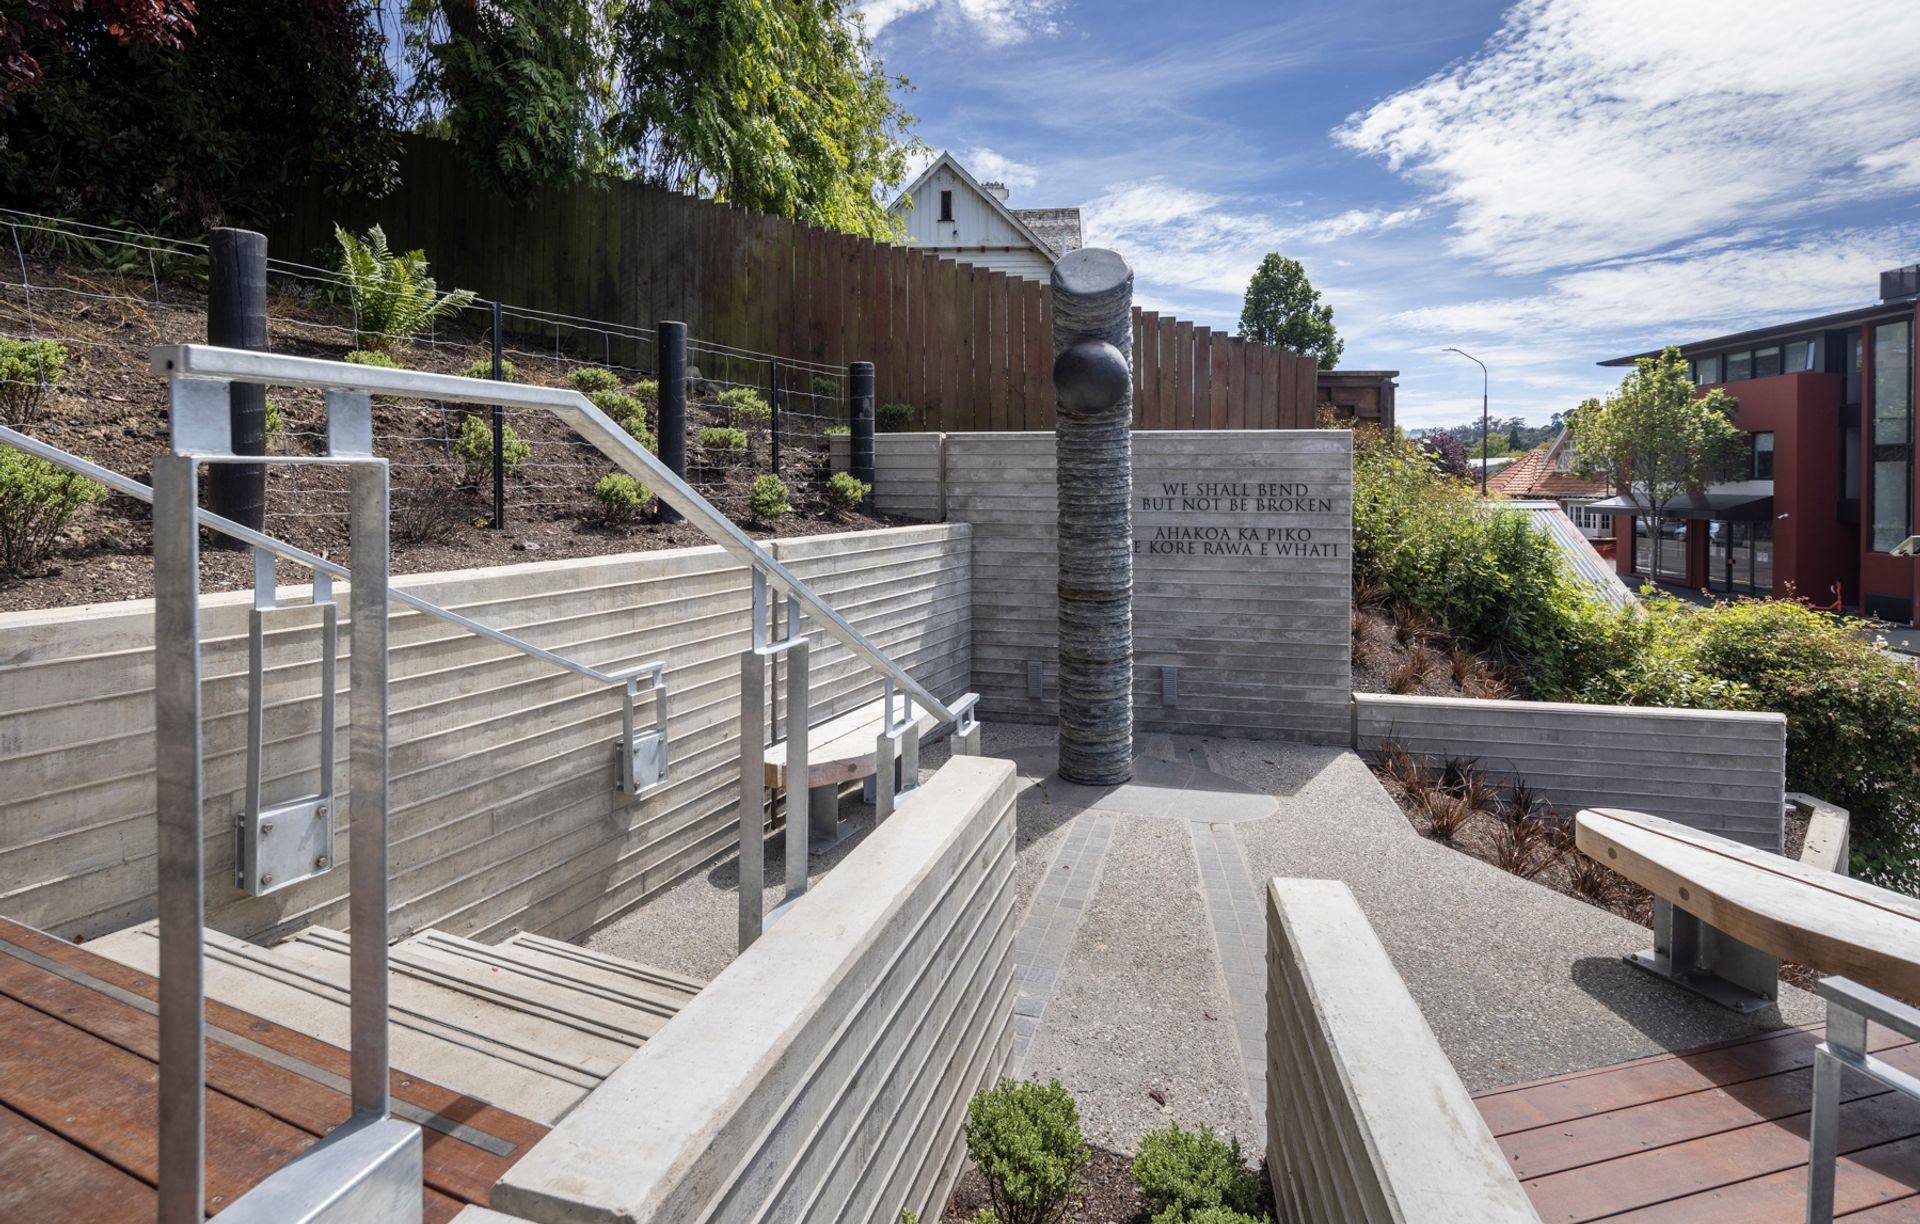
[
  {"x1": 763, "y1": 696, "x2": 942, "y2": 789},
  {"x1": 1575, "y1": 808, "x2": 1920, "y2": 1003}
]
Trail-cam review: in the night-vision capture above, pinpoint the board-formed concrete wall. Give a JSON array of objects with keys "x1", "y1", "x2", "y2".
[
  {"x1": 493, "y1": 754, "x2": 1017, "y2": 1224},
  {"x1": 945, "y1": 430, "x2": 1352, "y2": 744},
  {"x1": 1266, "y1": 877, "x2": 1540, "y2": 1223},
  {"x1": 830, "y1": 432, "x2": 945, "y2": 522},
  {"x1": 1352, "y1": 693, "x2": 1787, "y2": 850},
  {"x1": 0, "y1": 525, "x2": 970, "y2": 944}
]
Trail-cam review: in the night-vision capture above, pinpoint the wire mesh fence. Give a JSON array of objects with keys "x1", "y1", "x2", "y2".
[{"x1": 0, "y1": 208, "x2": 865, "y2": 596}]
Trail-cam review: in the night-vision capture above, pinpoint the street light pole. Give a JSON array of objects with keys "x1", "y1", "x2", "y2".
[{"x1": 1443, "y1": 346, "x2": 1489, "y2": 495}]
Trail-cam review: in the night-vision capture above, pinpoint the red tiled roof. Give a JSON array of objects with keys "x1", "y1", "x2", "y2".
[{"x1": 1485, "y1": 441, "x2": 1611, "y2": 499}]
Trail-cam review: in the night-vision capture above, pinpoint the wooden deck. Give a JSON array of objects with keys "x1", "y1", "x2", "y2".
[
  {"x1": 1475, "y1": 1021, "x2": 1920, "y2": 1221},
  {"x1": 0, "y1": 917, "x2": 548, "y2": 1223}
]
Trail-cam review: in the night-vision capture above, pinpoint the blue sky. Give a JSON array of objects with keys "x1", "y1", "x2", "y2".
[{"x1": 860, "y1": 0, "x2": 1920, "y2": 430}]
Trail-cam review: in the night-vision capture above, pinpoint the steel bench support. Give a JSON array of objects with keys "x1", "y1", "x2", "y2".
[
  {"x1": 1807, "y1": 976, "x2": 1920, "y2": 1223},
  {"x1": 1626, "y1": 897, "x2": 1779, "y2": 1014}
]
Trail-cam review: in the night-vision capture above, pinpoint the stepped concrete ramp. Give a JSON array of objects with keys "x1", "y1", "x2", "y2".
[{"x1": 84, "y1": 921, "x2": 701, "y2": 1126}]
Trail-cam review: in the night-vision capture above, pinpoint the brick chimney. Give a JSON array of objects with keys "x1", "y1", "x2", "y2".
[{"x1": 981, "y1": 180, "x2": 1011, "y2": 202}]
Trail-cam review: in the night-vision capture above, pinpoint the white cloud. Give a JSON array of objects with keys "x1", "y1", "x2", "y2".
[
  {"x1": 1337, "y1": 0, "x2": 1920, "y2": 274},
  {"x1": 1082, "y1": 178, "x2": 1420, "y2": 299},
  {"x1": 964, "y1": 146, "x2": 1040, "y2": 192},
  {"x1": 860, "y1": 0, "x2": 1058, "y2": 46},
  {"x1": 1387, "y1": 226, "x2": 1920, "y2": 346}
]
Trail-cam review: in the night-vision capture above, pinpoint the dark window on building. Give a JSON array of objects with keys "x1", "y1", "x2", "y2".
[
  {"x1": 938, "y1": 190, "x2": 954, "y2": 222},
  {"x1": 1632, "y1": 517, "x2": 1690, "y2": 582},
  {"x1": 1871, "y1": 318, "x2": 1913, "y2": 553},
  {"x1": 1786, "y1": 339, "x2": 1814, "y2": 372},
  {"x1": 1710, "y1": 521, "x2": 1774, "y2": 595},
  {"x1": 1845, "y1": 426, "x2": 1861, "y2": 498},
  {"x1": 1692, "y1": 354, "x2": 1719, "y2": 384},
  {"x1": 1751, "y1": 431, "x2": 1775, "y2": 480},
  {"x1": 1845, "y1": 331, "x2": 1862, "y2": 405},
  {"x1": 1754, "y1": 345, "x2": 1784, "y2": 378},
  {"x1": 1725, "y1": 350, "x2": 1752, "y2": 381}
]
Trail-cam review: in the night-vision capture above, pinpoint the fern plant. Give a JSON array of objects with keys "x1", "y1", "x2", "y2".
[{"x1": 334, "y1": 224, "x2": 476, "y2": 353}]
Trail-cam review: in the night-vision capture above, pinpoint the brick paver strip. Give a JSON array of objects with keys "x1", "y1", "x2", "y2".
[
  {"x1": 1010, "y1": 810, "x2": 1117, "y2": 1065},
  {"x1": 1188, "y1": 819, "x2": 1268, "y2": 1148}
]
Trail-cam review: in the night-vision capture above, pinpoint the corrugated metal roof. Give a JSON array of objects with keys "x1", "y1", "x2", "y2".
[{"x1": 1495, "y1": 499, "x2": 1636, "y2": 610}]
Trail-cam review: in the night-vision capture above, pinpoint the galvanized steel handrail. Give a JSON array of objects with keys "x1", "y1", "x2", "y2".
[
  {"x1": 146, "y1": 343, "x2": 959, "y2": 726},
  {"x1": 0, "y1": 423, "x2": 666, "y2": 690}
]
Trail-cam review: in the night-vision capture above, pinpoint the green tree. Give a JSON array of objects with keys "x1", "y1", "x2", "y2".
[
  {"x1": 0, "y1": 1, "x2": 399, "y2": 229},
  {"x1": 605, "y1": 0, "x2": 922, "y2": 238},
  {"x1": 1567, "y1": 346, "x2": 1746, "y2": 581},
  {"x1": 402, "y1": 0, "x2": 612, "y2": 198},
  {"x1": 1237, "y1": 254, "x2": 1343, "y2": 368}
]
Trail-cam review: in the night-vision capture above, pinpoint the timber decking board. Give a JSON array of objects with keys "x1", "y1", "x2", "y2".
[
  {"x1": 1476, "y1": 1021, "x2": 1920, "y2": 1221},
  {"x1": 0, "y1": 917, "x2": 545, "y2": 1221}
]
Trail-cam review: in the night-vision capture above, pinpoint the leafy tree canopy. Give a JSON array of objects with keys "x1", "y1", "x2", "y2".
[{"x1": 1238, "y1": 254, "x2": 1343, "y2": 368}]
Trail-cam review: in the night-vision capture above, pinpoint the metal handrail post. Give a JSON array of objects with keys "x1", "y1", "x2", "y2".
[
  {"x1": 347, "y1": 447, "x2": 391, "y2": 1119},
  {"x1": 152, "y1": 452, "x2": 206, "y2": 1224}
]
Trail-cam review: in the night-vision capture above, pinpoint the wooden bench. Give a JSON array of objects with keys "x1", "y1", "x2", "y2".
[
  {"x1": 1574, "y1": 807, "x2": 1920, "y2": 1012},
  {"x1": 765, "y1": 695, "x2": 951, "y2": 848}
]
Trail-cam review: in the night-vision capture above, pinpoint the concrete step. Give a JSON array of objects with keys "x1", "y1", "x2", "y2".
[{"x1": 86, "y1": 921, "x2": 705, "y2": 1126}]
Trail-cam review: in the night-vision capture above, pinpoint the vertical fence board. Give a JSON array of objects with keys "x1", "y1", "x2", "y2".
[
  {"x1": 910, "y1": 253, "x2": 931, "y2": 424},
  {"x1": 1028, "y1": 280, "x2": 1050, "y2": 431},
  {"x1": 1156, "y1": 317, "x2": 1178, "y2": 432},
  {"x1": 1227, "y1": 339, "x2": 1250, "y2": 430},
  {"x1": 1210, "y1": 332, "x2": 1231, "y2": 429},
  {"x1": 1296, "y1": 353, "x2": 1317, "y2": 429},
  {"x1": 1130, "y1": 308, "x2": 1147, "y2": 428},
  {"x1": 965, "y1": 267, "x2": 986, "y2": 432},
  {"x1": 1190, "y1": 326, "x2": 1212, "y2": 427},
  {"x1": 886, "y1": 246, "x2": 907, "y2": 411},
  {"x1": 945, "y1": 260, "x2": 968, "y2": 431},
  {"x1": 1007, "y1": 274, "x2": 1028, "y2": 429},
  {"x1": 1134, "y1": 310, "x2": 1157, "y2": 429},
  {"x1": 1173, "y1": 321, "x2": 1194, "y2": 429}
]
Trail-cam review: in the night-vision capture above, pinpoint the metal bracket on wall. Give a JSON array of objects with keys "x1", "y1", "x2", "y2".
[
  {"x1": 615, "y1": 666, "x2": 671, "y2": 795},
  {"x1": 1027, "y1": 660, "x2": 1044, "y2": 701},
  {"x1": 1162, "y1": 665, "x2": 1179, "y2": 708},
  {"x1": 236, "y1": 550, "x2": 337, "y2": 898}
]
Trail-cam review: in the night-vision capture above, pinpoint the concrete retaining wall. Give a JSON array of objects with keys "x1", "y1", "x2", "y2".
[
  {"x1": 945, "y1": 431, "x2": 1352, "y2": 745},
  {"x1": 493, "y1": 754, "x2": 1018, "y2": 1224},
  {"x1": 1266, "y1": 877, "x2": 1540, "y2": 1223},
  {"x1": 828, "y1": 433, "x2": 944, "y2": 523},
  {"x1": 0, "y1": 525, "x2": 971, "y2": 943},
  {"x1": 1352, "y1": 693, "x2": 1788, "y2": 850}
]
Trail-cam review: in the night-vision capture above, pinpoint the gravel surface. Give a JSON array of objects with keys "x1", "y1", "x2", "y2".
[
  {"x1": 1022, "y1": 812, "x2": 1257, "y2": 1154},
  {"x1": 1207, "y1": 737, "x2": 1820, "y2": 1092}
]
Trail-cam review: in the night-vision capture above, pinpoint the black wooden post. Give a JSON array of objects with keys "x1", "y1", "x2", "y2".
[
  {"x1": 659, "y1": 321, "x2": 686, "y2": 524},
  {"x1": 1051, "y1": 249, "x2": 1135, "y2": 786},
  {"x1": 850, "y1": 362, "x2": 876, "y2": 513},
  {"x1": 490, "y1": 301, "x2": 506, "y2": 529},
  {"x1": 207, "y1": 228, "x2": 267, "y2": 548},
  {"x1": 769, "y1": 357, "x2": 783, "y2": 476}
]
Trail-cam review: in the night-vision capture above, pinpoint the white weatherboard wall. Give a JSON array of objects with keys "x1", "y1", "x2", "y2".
[
  {"x1": 1266, "y1": 877, "x2": 1540, "y2": 1223},
  {"x1": 1353, "y1": 693, "x2": 1788, "y2": 850},
  {"x1": 946, "y1": 431, "x2": 1352, "y2": 745},
  {"x1": 0, "y1": 525, "x2": 970, "y2": 944},
  {"x1": 493, "y1": 755, "x2": 1017, "y2": 1224}
]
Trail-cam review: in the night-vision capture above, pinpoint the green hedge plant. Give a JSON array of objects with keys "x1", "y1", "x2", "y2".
[
  {"x1": 717, "y1": 386, "x2": 772, "y2": 428},
  {"x1": 460, "y1": 356, "x2": 519, "y2": 382},
  {"x1": 0, "y1": 338, "x2": 68, "y2": 424},
  {"x1": 827, "y1": 471, "x2": 869, "y2": 514},
  {"x1": 878, "y1": 402, "x2": 916, "y2": 433},
  {"x1": 588, "y1": 390, "x2": 655, "y2": 451},
  {"x1": 567, "y1": 367, "x2": 622, "y2": 394},
  {"x1": 455, "y1": 414, "x2": 530, "y2": 486},
  {"x1": 699, "y1": 426, "x2": 748, "y2": 461},
  {"x1": 0, "y1": 447, "x2": 107, "y2": 575},
  {"x1": 962, "y1": 1077, "x2": 1087, "y2": 1224},
  {"x1": 343, "y1": 349, "x2": 402, "y2": 369},
  {"x1": 593, "y1": 473, "x2": 650, "y2": 525},
  {"x1": 1130, "y1": 1121, "x2": 1262, "y2": 1223},
  {"x1": 334, "y1": 224, "x2": 475, "y2": 352},
  {"x1": 750, "y1": 474, "x2": 790, "y2": 522}
]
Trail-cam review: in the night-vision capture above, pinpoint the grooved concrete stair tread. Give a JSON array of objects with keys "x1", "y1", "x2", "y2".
[
  {"x1": 85, "y1": 921, "x2": 589, "y2": 1125},
  {"x1": 83, "y1": 920, "x2": 706, "y2": 1127}
]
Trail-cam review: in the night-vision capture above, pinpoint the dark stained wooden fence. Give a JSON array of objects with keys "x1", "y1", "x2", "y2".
[{"x1": 275, "y1": 140, "x2": 1316, "y2": 431}]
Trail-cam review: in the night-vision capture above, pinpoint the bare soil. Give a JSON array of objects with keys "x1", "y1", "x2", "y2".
[
  {"x1": 1, "y1": 250, "x2": 874, "y2": 612},
  {"x1": 1349, "y1": 603, "x2": 1517, "y2": 699}
]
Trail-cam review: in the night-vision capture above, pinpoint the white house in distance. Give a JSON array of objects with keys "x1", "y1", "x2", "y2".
[{"x1": 887, "y1": 151, "x2": 1083, "y2": 282}]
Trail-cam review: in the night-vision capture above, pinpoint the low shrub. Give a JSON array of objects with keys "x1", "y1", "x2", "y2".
[
  {"x1": 592, "y1": 473, "x2": 650, "y2": 525},
  {"x1": 0, "y1": 447, "x2": 108, "y2": 575},
  {"x1": 811, "y1": 374, "x2": 840, "y2": 398},
  {"x1": 699, "y1": 426, "x2": 748, "y2": 461},
  {"x1": 827, "y1": 471, "x2": 870, "y2": 514},
  {"x1": 0, "y1": 337, "x2": 67, "y2": 424},
  {"x1": 459, "y1": 356, "x2": 519, "y2": 382},
  {"x1": 750, "y1": 474, "x2": 790, "y2": 521},
  {"x1": 825, "y1": 424, "x2": 850, "y2": 437},
  {"x1": 717, "y1": 386, "x2": 772, "y2": 428},
  {"x1": 567, "y1": 366, "x2": 622, "y2": 394},
  {"x1": 878, "y1": 402, "x2": 916, "y2": 432},
  {"x1": 454, "y1": 414, "x2": 530, "y2": 486},
  {"x1": 343, "y1": 349, "x2": 402, "y2": 369},
  {"x1": 588, "y1": 390, "x2": 655, "y2": 451},
  {"x1": 1130, "y1": 1121, "x2": 1261, "y2": 1223},
  {"x1": 962, "y1": 1077, "x2": 1087, "y2": 1224},
  {"x1": 263, "y1": 396, "x2": 284, "y2": 440},
  {"x1": 1183, "y1": 1211, "x2": 1264, "y2": 1224},
  {"x1": 632, "y1": 378, "x2": 659, "y2": 407}
]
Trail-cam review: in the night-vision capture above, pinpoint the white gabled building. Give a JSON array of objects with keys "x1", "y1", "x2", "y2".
[{"x1": 886, "y1": 151, "x2": 1083, "y2": 282}]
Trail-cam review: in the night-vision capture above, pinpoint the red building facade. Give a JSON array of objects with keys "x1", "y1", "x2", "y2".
[{"x1": 1601, "y1": 266, "x2": 1920, "y2": 623}]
